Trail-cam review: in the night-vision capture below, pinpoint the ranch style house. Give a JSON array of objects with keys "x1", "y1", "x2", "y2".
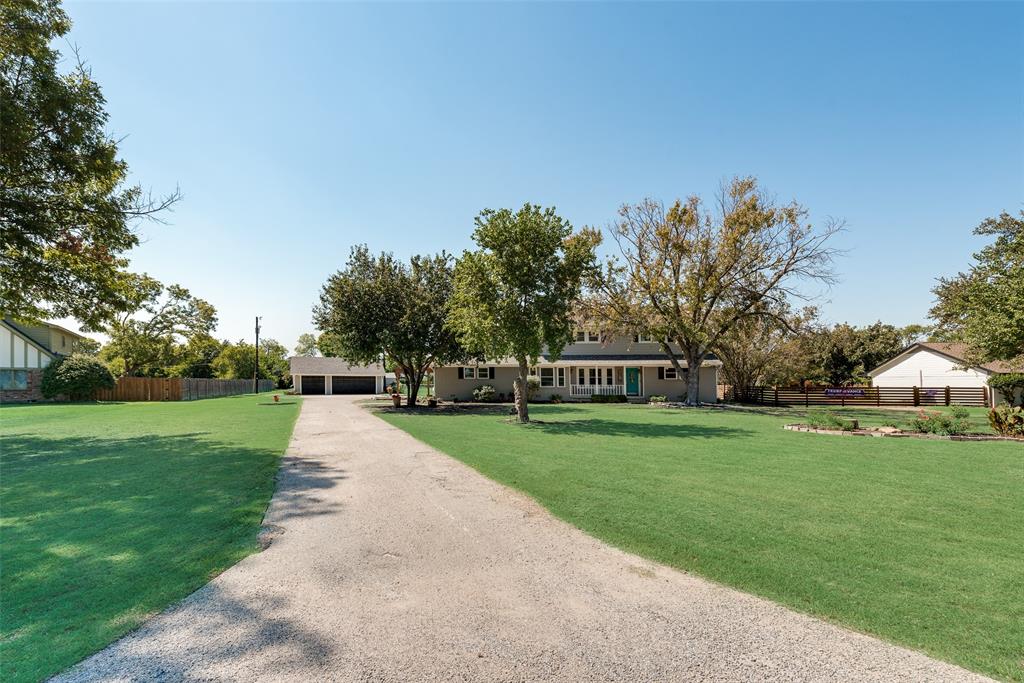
[{"x1": 434, "y1": 331, "x2": 721, "y2": 403}]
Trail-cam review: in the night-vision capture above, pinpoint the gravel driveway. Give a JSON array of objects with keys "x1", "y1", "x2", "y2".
[{"x1": 56, "y1": 395, "x2": 990, "y2": 682}]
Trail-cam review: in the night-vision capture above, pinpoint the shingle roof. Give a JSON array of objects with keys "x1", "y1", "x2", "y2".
[
  {"x1": 288, "y1": 356, "x2": 386, "y2": 375},
  {"x1": 542, "y1": 353, "x2": 720, "y2": 363}
]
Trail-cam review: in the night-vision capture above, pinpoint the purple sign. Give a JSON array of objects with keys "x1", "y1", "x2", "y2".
[{"x1": 824, "y1": 388, "x2": 866, "y2": 397}]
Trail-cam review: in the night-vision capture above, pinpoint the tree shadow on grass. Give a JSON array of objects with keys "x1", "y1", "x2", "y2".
[
  {"x1": 528, "y1": 417, "x2": 753, "y2": 440},
  {"x1": 369, "y1": 403, "x2": 596, "y2": 418},
  {"x1": 0, "y1": 431, "x2": 344, "y2": 683},
  {"x1": 369, "y1": 403, "x2": 751, "y2": 440}
]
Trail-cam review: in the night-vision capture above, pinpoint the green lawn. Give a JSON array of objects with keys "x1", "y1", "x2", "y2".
[
  {"x1": 378, "y1": 402, "x2": 1023, "y2": 681},
  {"x1": 0, "y1": 394, "x2": 301, "y2": 683}
]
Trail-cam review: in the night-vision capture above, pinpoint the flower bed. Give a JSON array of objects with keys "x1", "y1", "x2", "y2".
[{"x1": 783, "y1": 424, "x2": 1022, "y2": 442}]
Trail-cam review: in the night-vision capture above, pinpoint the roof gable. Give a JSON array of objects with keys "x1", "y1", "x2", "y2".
[
  {"x1": 868, "y1": 342, "x2": 1010, "y2": 377},
  {"x1": 1, "y1": 320, "x2": 56, "y2": 359}
]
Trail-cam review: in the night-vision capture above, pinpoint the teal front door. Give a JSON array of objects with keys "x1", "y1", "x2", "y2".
[{"x1": 625, "y1": 367, "x2": 640, "y2": 396}]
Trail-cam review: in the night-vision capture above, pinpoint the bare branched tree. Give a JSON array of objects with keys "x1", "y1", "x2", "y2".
[{"x1": 590, "y1": 176, "x2": 842, "y2": 404}]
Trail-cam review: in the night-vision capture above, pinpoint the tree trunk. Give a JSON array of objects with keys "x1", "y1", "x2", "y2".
[
  {"x1": 513, "y1": 358, "x2": 530, "y2": 423},
  {"x1": 405, "y1": 366, "x2": 422, "y2": 407},
  {"x1": 684, "y1": 349, "x2": 704, "y2": 405}
]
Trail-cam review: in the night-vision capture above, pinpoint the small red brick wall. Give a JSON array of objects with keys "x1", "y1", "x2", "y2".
[{"x1": 0, "y1": 369, "x2": 44, "y2": 403}]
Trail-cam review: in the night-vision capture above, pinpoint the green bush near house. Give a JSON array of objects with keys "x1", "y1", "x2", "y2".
[
  {"x1": 648, "y1": 394, "x2": 667, "y2": 403},
  {"x1": 472, "y1": 384, "x2": 497, "y2": 402},
  {"x1": 39, "y1": 354, "x2": 115, "y2": 400},
  {"x1": 591, "y1": 393, "x2": 627, "y2": 403},
  {"x1": 989, "y1": 373, "x2": 1024, "y2": 406}
]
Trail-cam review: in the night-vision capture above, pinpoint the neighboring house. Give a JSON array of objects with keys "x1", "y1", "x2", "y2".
[
  {"x1": 435, "y1": 331, "x2": 721, "y2": 403},
  {"x1": 290, "y1": 356, "x2": 389, "y2": 395},
  {"x1": 868, "y1": 342, "x2": 1017, "y2": 406},
  {"x1": 1, "y1": 318, "x2": 89, "y2": 402}
]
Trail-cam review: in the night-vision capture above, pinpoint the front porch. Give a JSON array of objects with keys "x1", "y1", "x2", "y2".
[{"x1": 564, "y1": 366, "x2": 643, "y2": 399}]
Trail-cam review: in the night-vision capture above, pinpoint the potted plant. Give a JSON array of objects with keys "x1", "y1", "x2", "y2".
[{"x1": 391, "y1": 392, "x2": 402, "y2": 408}]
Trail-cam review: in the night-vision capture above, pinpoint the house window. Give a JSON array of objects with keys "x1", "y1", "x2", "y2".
[
  {"x1": 589, "y1": 368, "x2": 598, "y2": 385},
  {"x1": 540, "y1": 368, "x2": 555, "y2": 387},
  {"x1": 605, "y1": 368, "x2": 614, "y2": 385},
  {"x1": 0, "y1": 370, "x2": 28, "y2": 390},
  {"x1": 557, "y1": 367, "x2": 565, "y2": 387},
  {"x1": 663, "y1": 366, "x2": 686, "y2": 380},
  {"x1": 577, "y1": 368, "x2": 585, "y2": 385},
  {"x1": 463, "y1": 367, "x2": 476, "y2": 379},
  {"x1": 633, "y1": 334, "x2": 654, "y2": 343},
  {"x1": 575, "y1": 330, "x2": 600, "y2": 343}
]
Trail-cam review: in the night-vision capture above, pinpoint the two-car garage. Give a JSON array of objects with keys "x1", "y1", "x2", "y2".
[
  {"x1": 299, "y1": 375, "x2": 376, "y2": 395},
  {"x1": 290, "y1": 356, "x2": 387, "y2": 395}
]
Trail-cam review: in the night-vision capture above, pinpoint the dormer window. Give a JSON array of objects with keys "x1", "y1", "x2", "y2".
[
  {"x1": 633, "y1": 334, "x2": 654, "y2": 343},
  {"x1": 575, "y1": 330, "x2": 600, "y2": 343}
]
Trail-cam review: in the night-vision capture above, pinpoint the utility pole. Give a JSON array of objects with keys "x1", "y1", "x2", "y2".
[{"x1": 253, "y1": 316, "x2": 262, "y2": 393}]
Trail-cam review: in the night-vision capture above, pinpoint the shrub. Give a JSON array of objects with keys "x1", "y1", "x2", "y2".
[
  {"x1": 526, "y1": 376, "x2": 540, "y2": 401},
  {"x1": 988, "y1": 404, "x2": 1024, "y2": 437},
  {"x1": 591, "y1": 394, "x2": 627, "y2": 403},
  {"x1": 40, "y1": 354, "x2": 115, "y2": 400},
  {"x1": 988, "y1": 373, "x2": 1024, "y2": 407},
  {"x1": 472, "y1": 384, "x2": 497, "y2": 402},
  {"x1": 806, "y1": 409, "x2": 857, "y2": 431},
  {"x1": 909, "y1": 409, "x2": 972, "y2": 436},
  {"x1": 549, "y1": 393, "x2": 562, "y2": 404},
  {"x1": 648, "y1": 395, "x2": 667, "y2": 403}
]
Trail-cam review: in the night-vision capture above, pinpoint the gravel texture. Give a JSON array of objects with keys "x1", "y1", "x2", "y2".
[{"x1": 56, "y1": 395, "x2": 991, "y2": 682}]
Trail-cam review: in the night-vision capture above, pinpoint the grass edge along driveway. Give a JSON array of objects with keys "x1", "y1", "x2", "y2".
[
  {"x1": 0, "y1": 394, "x2": 301, "y2": 683},
  {"x1": 377, "y1": 402, "x2": 1023, "y2": 682}
]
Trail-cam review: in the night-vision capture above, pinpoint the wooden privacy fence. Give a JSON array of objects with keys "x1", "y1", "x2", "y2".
[
  {"x1": 95, "y1": 377, "x2": 274, "y2": 402},
  {"x1": 732, "y1": 385, "x2": 990, "y2": 408}
]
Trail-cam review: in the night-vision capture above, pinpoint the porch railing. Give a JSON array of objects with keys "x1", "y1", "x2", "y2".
[{"x1": 570, "y1": 384, "x2": 625, "y2": 397}]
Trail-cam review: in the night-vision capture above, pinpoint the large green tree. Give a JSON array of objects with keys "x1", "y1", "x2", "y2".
[
  {"x1": 99, "y1": 277, "x2": 217, "y2": 376},
  {"x1": 930, "y1": 211, "x2": 1023, "y2": 370},
  {"x1": 168, "y1": 334, "x2": 225, "y2": 378},
  {"x1": 449, "y1": 205, "x2": 601, "y2": 422},
  {"x1": 594, "y1": 177, "x2": 840, "y2": 404},
  {"x1": 211, "y1": 339, "x2": 290, "y2": 387},
  {"x1": 314, "y1": 246, "x2": 465, "y2": 406},
  {"x1": 0, "y1": 0, "x2": 179, "y2": 328},
  {"x1": 293, "y1": 333, "x2": 318, "y2": 357}
]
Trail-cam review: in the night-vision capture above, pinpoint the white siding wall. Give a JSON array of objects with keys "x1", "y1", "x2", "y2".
[
  {"x1": 1, "y1": 325, "x2": 53, "y2": 368},
  {"x1": 0, "y1": 327, "x2": 11, "y2": 369},
  {"x1": 13, "y1": 336, "x2": 25, "y2": 368},
  {"x1": 872, "y1": 349, "x2": 989, "y2": 388}
]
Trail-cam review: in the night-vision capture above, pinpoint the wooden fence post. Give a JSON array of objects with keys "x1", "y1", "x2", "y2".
[
  {"x1": 944, "y1": 386, "x2": 951, "y2": 406},
  {"x1": 913, "y1": 386, "x2": 920, "y2": 407},
  {"x1": 804, "y1": 385, "x2": 808, "y2": 407},
  {"x1": 774, "y1": 387, "x2": 779, "y2": 406}
]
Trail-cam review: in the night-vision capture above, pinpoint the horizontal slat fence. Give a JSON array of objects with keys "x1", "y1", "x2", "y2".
[
  {"x1": 731, "y1": 386, "x2": 989, "y2": 408},
  {"x1": 95, "y1": 377, "x2": 274, "y2": 402}
]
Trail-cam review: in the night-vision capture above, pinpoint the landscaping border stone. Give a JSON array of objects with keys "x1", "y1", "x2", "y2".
[{"x1": 783, "y1": 424, "x2": 1023, "y2": 442}]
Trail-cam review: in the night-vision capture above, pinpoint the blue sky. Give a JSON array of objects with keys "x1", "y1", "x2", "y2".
[{"x1": 62, "y1": 1, "x2": 1023, "y2": 351}]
